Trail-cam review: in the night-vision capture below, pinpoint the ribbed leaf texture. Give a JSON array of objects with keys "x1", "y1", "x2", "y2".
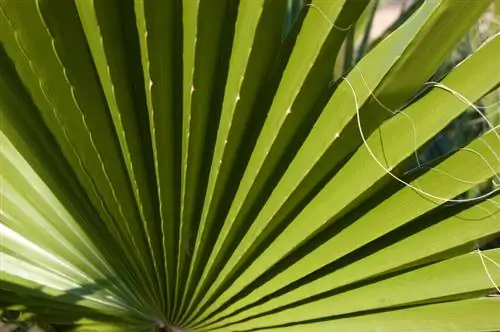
[{"x1": 1, "y1": 0, "x2": 500, "y2": 331}]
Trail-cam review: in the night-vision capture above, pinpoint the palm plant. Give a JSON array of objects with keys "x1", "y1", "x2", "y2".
[{"x1": 1, "y1": 0, "x2": 500, "y2": 331}]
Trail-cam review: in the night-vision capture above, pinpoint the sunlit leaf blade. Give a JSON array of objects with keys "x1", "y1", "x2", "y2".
[
  {"x1": 248, "y1": 298, "x2": 500, "y2": 332},
  {"x1": 209, "y1": 248, "x2": 500, "y2": 330},
  {"x1": 0, "y1": 0, "x2": 161, "y2": 310},
  {"x1": 74, "y1": 0, "x2": 165, "y2": 308},
  {"x1": 194, "y1": 32, "x2": 500, "y2": 327},
  {"x1": 182, "y1": 0, "x2": 288, "y2": 321},
  {"x1": 192, "y1": 1, "x2": 494, "y2": 324},
  {"x1": 133, "y1": 0, "x2": 183, "y2": 319}
]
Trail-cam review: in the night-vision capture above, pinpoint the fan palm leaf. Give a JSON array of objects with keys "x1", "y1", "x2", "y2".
[{"x1": 1, "y1": 0, "x2": 499, "y2": 331}]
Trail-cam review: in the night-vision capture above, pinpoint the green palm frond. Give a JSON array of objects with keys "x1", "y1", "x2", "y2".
[{"x1": 1, "y1": 0, "x2": 500, "y2": 331}]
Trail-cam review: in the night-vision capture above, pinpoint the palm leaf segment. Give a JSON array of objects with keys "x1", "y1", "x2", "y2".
[{"x1": 1, "y1": 0, "x2": 500, "y2": 331}]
